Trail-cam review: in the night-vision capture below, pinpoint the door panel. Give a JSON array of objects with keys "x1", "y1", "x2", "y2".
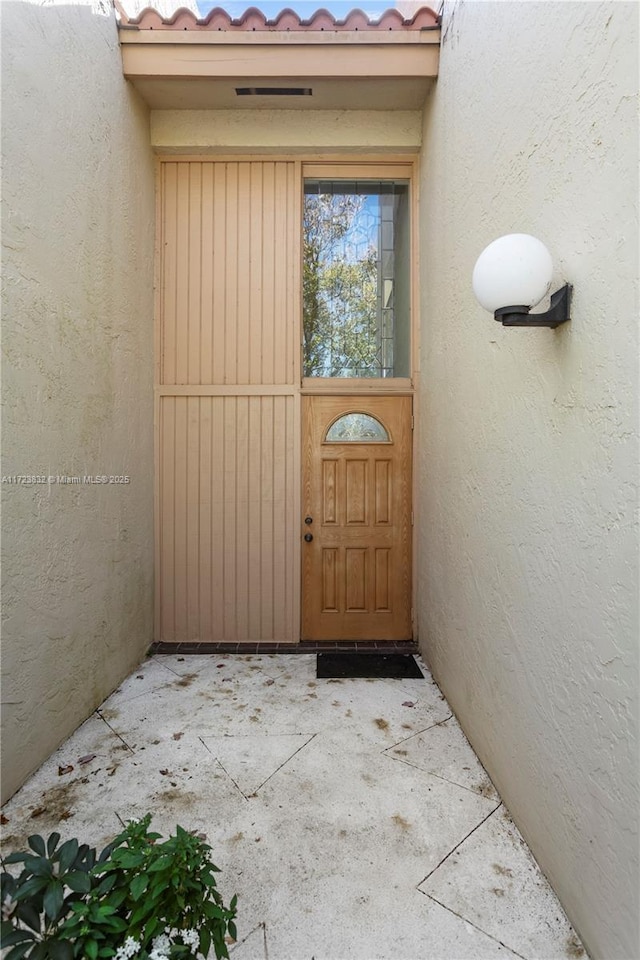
[
  {"x1": 160, "y1": 160, "x2": 298, "y2": 387},
  {"x1": 302, "y1": 396, "x2": 412, "y2": 640},
  {"x1": 157, "y1": 160, "x2": 300, "y2": 643},
  {"x1": 158, "y1": 394, "x2": 297, "y2": 643}
]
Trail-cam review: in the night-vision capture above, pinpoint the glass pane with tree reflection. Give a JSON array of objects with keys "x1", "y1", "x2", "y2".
[{"x1": 303, "y1": 180, "x2": 410, "y2": 379}]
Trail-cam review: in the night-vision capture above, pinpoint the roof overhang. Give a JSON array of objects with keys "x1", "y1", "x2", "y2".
[{"x1": 117, "y1": 6, "x2": 441, "y2": 111}]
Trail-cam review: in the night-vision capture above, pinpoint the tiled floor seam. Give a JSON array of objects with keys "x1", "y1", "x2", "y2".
[
  {"x1": 383, "y1": 713, "x2": 454, "y2": 750},
  {"x1": 198, "y1": 733, "x2": 317, "y2": 799},
  {"x1": 229, "y1": 921, "x2": 268, "y2": 959},
  {"x1": 198, "y1": 737, "x2": 249, "y2": 802},
  {"x1": 381, "y1": 712, "x2": 501, "y2": 798},
  {"x1": 417, "y1": 801, "x2": 503, "y2": 886},
  {"x1": 99, "y1": 683, "x2": 175, "y2": 706},
  {"x1": 151, "y1": 656, "x2": 191, "y2": 679},
  {"x1": 251, "y1": 733, "x2": 317, "y2": 795},
  {"x1": 420, "y1": 892, "x2": 529, "y2": 960},
  {"x1": 95, "y1": 710, "x2": 136, "y2": 754},
  {"x1": 421, "y1": 768, "x2": 497, "y2": 799},
  {"x1": 382, "y1": 751, "x2": 497, "y2": 800}
]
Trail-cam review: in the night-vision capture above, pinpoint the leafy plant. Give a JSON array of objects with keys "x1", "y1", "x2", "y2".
[{"x1": 1, "y1": 816, "x2": 237, "y2": 960}]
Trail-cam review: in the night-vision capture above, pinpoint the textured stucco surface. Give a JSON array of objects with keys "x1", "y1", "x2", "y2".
[
  {"x1": 1, "y1": 1, "x2": 155, "y2": 802},
  {"x1": 151, "y1": 109, "x2": 422, "y2": 153},
  {"x1": 417, "y1": 3, "x2": 639, "y2": 959}
]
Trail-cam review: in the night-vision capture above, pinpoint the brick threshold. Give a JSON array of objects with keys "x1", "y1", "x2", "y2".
[{"x1": 151, "y1": 640, "x2": 418, "y2": 655}]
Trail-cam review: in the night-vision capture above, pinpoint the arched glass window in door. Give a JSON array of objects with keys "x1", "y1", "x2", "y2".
[{"x1": 325, "y1": 413, "x2": 390, "y2": 443}]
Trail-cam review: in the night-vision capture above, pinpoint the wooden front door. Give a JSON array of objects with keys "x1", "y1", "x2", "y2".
[{"x1": 302, "y1": 396, "x2": 412, "y2": 641}]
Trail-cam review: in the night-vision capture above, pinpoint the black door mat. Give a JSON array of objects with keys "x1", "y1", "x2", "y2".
[{"x1": 317, "y1": 652, "x2": 424, "y2": 679}]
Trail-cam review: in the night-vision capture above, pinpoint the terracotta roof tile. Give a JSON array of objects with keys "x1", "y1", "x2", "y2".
[{"x1": 118, "y1": 4, "x2": 440, "y2": 31}]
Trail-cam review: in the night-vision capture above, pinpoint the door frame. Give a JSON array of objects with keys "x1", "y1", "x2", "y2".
[
  {"x1": 298, "y1": 157, "x2": 420, "y2": 643},
  {"x1": 153, "y1": 154, "x2": 420, "y2": 644}
]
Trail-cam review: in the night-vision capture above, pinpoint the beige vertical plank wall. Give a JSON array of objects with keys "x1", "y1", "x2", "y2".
[
  {"x1": 160, "y1": 162, "x2": 297, "y2": 387},
  {"x1": 158, "y1": 395, "x2": 296, "y2": 642},
  {"x1": 417, "y1": 3, "x2": 639, "y2": 958},
  {"x1": 1, "y1": 2, "x2": 155, "y2": 802},
  {"x1": 157, "y1": 161, "x2": 299, "y2": 642}
]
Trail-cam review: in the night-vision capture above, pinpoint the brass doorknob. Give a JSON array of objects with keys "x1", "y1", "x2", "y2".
[{"x1": 304, "y1": 533, "x2": 313, "y2": 542}]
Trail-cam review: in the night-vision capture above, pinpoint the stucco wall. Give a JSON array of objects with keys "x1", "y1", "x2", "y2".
[
  {"x1": 151, "y1": 109, "x2": 422, "y2": 153},
  {"x1": 417, "y1": 3, "x2": 639, "y2": 958},
  {"x1": 1, "y1": 1, "x2": 155, "y2": 802}
]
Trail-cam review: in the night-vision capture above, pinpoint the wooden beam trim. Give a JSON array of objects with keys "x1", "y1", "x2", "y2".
[
  {"x1": 119, "y1": 30, "x2": 440, "y2": 46},
  {"x1": 154, "y1": 152, "x2": 421, "y2": 164},
  {"x1": 301, "y1": 379, "x2": 414, "y2": 395},
  {"x1": 156, "y1": 385, "x2": 298, "y2": 396},
  {"x1": 121, "y1": 44, "x2": 439, "y2": 80}
]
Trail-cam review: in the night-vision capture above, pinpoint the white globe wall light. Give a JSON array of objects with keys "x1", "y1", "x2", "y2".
[{"x1": 472, "y1": 234, "x2": 572, "y2": 328}]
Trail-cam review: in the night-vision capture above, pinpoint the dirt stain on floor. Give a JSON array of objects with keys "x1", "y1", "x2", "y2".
[
  {"x1": 374, "y1": 718, "x2": 389, "y2": 730},
  {"x1": 391, "y1": 815, "x2": 410, "y2": 830},
  {"x1": 157, "y1": 788, "x2": 197, "y2": 807},
  {"x1": 477, "y1": 783, "x2": 496, "y2": 798},
  {"x1": 100, "y1": 708, "x2": 120, "y2": 721},
  {"x1": 175, "y1": 673, "x2": 198, "y2": 688},
  {"x1": 32, "y1": 782, "x2": 79, "y2": 821},
  {"x1": 1, "y1": 781, "x2": 81, "y2": 853},
  {"x1": 566, "y1": 935, "x2": 585, "y2": 958},
  {"x1": 492, "y1": 863, "x2": 513, "y2": 877}
]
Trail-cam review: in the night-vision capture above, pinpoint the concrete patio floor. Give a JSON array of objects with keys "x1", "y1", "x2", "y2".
[{"x1": 1, "y1": 653, "x2": 587, "y2": 960}]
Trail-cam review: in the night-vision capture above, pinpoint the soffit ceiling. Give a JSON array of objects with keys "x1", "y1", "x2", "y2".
[
  {"x1": 131, "y1": 77, "x2": 434, "y2": 111},
  {"x1": 117, "y1": 5, "x2": 441, "y2": 111}
]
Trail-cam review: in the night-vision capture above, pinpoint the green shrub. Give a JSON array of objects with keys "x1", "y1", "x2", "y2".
[{"x1": 1, "y1": 815, "x2": 237, "y2": 959}]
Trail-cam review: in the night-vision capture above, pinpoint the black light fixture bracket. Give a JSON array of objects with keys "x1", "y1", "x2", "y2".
[{"x1": 494, "y1": 284, "x2": 572, "y2": 328}]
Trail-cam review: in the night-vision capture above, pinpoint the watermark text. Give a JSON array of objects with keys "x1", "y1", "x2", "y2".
[{"x1": 2, "y1": 475, "x2": 131, "y2": 485}]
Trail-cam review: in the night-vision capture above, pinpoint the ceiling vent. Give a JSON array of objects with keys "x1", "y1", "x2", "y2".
[{"x1": 235, "y1": 87, "x2": 313, "y2": 96}]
